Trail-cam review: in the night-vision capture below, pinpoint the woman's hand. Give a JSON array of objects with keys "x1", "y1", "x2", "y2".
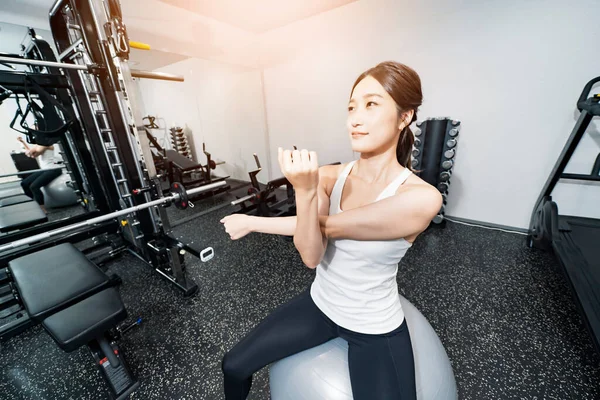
[
  {"x1": 278, "y1": 147, "x2": 319, "y2": 192},
  {"x1": 26, "y1": 145, "x2": 44, "y2": 158},
  {"x1": 220, "y1": 214, "x2": 253, "y2": 240}
]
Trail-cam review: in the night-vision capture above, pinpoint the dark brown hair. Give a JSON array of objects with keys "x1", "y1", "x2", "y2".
[{"x1": 350, "y1": 61, "x2": 423, "y2": 169}]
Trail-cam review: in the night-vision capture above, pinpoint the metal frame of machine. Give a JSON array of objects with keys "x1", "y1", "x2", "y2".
[
  {"x1": 0, "y1": 0, "x2": 222, "y2": 346},
  {"x1": 528, "y1": 77, "x2": 600, "y2": 355}
]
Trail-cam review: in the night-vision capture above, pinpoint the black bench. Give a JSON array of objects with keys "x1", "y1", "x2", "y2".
[
  {"x1": 0, "y1": 195, "x2": 32, "y2": 207},
  {"x1": 0, "y1": 186, "x2": 24, "y2": 199},
  {"x1": 0, "y1": 202, "x2": 47, "y2": 232},
  {"x1": 7, "y1": 243, "x2": 139, "y2": 399},
  {"x1": 0, "y1": 181, "x2": 22, "y2": 189}
]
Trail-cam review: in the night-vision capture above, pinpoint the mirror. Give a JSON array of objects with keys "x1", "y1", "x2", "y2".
[{"x1": 0, "y1": 22, "x2": 95, "y2": 240}]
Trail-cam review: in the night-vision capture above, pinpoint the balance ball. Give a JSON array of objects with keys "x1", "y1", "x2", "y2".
[
  {"x1": 269, "y1": 295, "x2": 457, "y2": 400},
  {"x1": 41, "y1": 173, "x2": 78, "y2": 208}
]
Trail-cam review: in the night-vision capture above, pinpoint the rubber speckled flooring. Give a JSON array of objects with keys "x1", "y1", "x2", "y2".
[{"x1": 1, "y1": 192, "x2": 599, "y2": 399}]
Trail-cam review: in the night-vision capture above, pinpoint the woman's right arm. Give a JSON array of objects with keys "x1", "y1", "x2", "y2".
[
  {"x1": 220, "y1": 164, "x2": 338, "y2": 240},
  {"x1": 251, "y1": 215, "x2": 297, "y2": 236},
  {"x1": 219, "y1": 214, "x2": 297, "y2": 240}
]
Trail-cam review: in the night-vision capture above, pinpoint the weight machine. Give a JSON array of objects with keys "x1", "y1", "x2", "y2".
[
  {"x1": 0, "y1": 0, "x2": 207, "y2": 295},
  {"x1": 0, "y1": 0, "x2": 224, "y2": 397}
]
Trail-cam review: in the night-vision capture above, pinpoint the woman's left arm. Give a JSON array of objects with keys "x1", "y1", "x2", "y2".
[
  {"x1": 26, "y1": 145, "x2": 54, "y2": 158},
  {"x1": 320, "y1": 184, "x2": 442, "y2": 241}
]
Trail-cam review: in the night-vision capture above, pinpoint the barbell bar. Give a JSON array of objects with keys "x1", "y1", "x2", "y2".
[
  {"x1": 170, "y1": 192, "x2": 258, "y2": 228},
  {"x1": 0, "y1": 56, "x2": 184, "y2": 82},
  {"x1": 0, "y1": 180, "x2": 226, "y2": 253},
  {"x1": 0, "y1": 167, "x2": 65, "y2": 179},
  {"x1": 0, "y1": 55, "x2": 89, "y2": 71}
]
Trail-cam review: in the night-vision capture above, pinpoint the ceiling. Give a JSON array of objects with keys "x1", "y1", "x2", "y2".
[
  {"x1": 159, "y1": 0, "x2": 358, "y2": 33},
  {"x1": 0, "y1": 0, "x2": 359, "y2": 34},
  {"x1": 0, "y1": 0, "x2": 360, "y2": 69}
]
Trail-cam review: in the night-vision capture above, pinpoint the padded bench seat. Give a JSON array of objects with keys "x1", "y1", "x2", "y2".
[
  {"x1": 0, "y1": 186, "x2": 24, "y2": 199},
  {"x1": 0, "y1": 194, "x2": 32, "y2": 207},
  {"x1": 0, "y1": 201, "x2": 47, "y2": 232},
  {"x1": 165, "y1": 149, "x2": 202, "y2": 171},
  {"x1": 8, "y1": 243, "x2": 110, "y2": 321},
  {"x1": 43, "y1": 287, "x2": 127, "y2": 352},
  {"x1": 0, "y1": 181, "x2": 23, "y2": 189}
]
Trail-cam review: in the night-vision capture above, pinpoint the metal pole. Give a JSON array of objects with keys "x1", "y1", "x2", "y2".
[
  {"x1": 231, "y1": 194, "x2": 256, "y2": 206},
  {"x1": 130, "y1": 70, "x2": 184, "y2": 82},
  {"x1": 0, "y1": 55, "x2": 88, "y2": 71},
  {"x1": 0, "y1": 60, "x2": 187, "y2": 83},
  {"x1": 0, "y1": 180, "x2": 226, "y2": 253},
  {"x1": 0, "y1": 167, "x2": 65, "y2": 179}
]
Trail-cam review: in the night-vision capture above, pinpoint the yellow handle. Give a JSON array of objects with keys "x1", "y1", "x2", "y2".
[{"x1": 129, "y1": 41, "x2": 150, "y2": 50}]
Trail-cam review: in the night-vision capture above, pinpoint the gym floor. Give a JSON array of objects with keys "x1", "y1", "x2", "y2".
[{"x1": 1, "y1": 190, "x2": 600, "y2": 400}]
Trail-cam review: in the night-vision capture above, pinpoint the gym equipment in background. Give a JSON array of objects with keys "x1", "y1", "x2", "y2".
[
  {"x1": 0, "y1": 28, "x2": 113, "y2": 224},
  {"x1": 269, "y1": 294, "x2": 457, "y2": 400},
  {"x1": 169, "y1": 153, "x2": 298, "y2": 229},
  {"x1": 528, "y1": 76, "x2": 600, "y2": 354},
  {"x1": 232, "y1": 153, "x2": 297, "y2": 218},
  {"x1": 170, "y1": 126, "x2": 192, "y2": 159},
  {"x1": 0, "y1": 0, "x2": 225, "y2": 317},
  {"x1": 0, "y1": 1, "x2": 223, "y2": 398},
  {"x1": 0, "y1": 180, "x2": 224, "y2": 253},
  {"x1": 411, "y1": 117, "x2": 461, "y2": 225},
  {"x1": 143, "y1": 116, "x2": 230, "y2": 197}
]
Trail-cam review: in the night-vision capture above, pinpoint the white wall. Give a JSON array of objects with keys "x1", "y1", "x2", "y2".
[
  {"x1": 135, "y1": 58, "x2": 270, "y2": 182},
  {"x1": 0, "y1": 1, "x2": 52, "y2": 33},
  {"x1": 259, "y1": 0, "x2": 600, "y2": 228}
]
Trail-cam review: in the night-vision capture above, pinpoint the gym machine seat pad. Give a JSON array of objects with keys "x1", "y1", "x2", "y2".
[
  {"x1": 8, "y1": 243, "x2": 110, "y2": 320},
  {"x1": 0, "y1": 201, "x2": 47, "y2": 232},
  {"x1": 0, "y1": 187, "x2": 24, "y2": 199},
  {"x1": 0, "y1": 194, "x2": 32, "y2": 207},
  {"x1": 43, "y1": 287, "x2": 127, "y2": 352},
  {"x1": 165, "y1": 149, "x2": 202, "y2": 171}
]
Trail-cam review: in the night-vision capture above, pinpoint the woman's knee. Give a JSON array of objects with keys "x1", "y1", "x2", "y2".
[{"x1": 221, "y1": 349, "x2": 249, "y2": 381}]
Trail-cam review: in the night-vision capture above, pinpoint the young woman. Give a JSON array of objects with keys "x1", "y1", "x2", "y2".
[
  {"x1": 220, "y1": 61, "x2": 442, "y2": 400},
  {"x1": 17, "y1": 136, "x2": 63, "y2": 213}
]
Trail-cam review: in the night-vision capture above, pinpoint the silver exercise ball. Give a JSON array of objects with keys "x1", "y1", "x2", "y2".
[
  {"x1": 41, "y1": 173, "x2": 78, "y2": 208},
  {"x1": 269, "y1": 295, "x2": 457, "y2": 400}
]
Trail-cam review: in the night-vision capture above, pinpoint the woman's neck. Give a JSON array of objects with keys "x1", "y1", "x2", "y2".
[{"x1": 354, "y1": 150, "x2": 404, "y2": 184}]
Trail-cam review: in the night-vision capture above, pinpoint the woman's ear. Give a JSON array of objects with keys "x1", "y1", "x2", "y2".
[{"x1": 398, "y1": 110, "x2": 414, "y2": 130}]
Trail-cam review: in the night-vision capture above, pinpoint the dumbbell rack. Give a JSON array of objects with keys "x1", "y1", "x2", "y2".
[
  {"x1": 169, "y1": 127, "x2": 192, "y2": 159},
  {"x1": 411, "y1": 117, "x2": 461, "y2": 224}
]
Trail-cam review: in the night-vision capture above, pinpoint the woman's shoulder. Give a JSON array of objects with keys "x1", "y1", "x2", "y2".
[
  {"x1": 396, "y1": 173, "x2": 443, "y2": 210},
  {"x1": 319, "y1": 162, "x2": 346, "y2": 177},
  {"x1": 318, "y1": 162, "x2": 346, "y2": 196}
]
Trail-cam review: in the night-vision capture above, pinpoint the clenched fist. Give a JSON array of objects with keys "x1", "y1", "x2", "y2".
[
  {"x1": 278, "y1": 147, "x2": 319, "y2": 192},
  {"x1": 220, "y1": 214, "x2": 253, "y2": 240}
]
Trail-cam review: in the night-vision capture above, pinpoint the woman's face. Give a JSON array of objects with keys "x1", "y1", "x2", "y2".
[{"x1": 347, "y1": 75, "x2": 405, "y2": 155}]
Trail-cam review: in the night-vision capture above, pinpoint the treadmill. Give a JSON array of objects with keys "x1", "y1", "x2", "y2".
[{"x1": 528, "y1": 76, "x2": 600, "y2": 354}]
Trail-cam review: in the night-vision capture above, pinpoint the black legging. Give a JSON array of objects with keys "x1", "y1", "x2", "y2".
[
  {"x1": 20, "y1": 169, "x2": 62, "y2": 206},
  {"x1": 222, "y1": 288, "x2": 416, "y2": 400}
]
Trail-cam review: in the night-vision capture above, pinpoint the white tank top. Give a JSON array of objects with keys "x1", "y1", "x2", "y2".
[
  {"x1": 310, "y1": 160, "x2": 413, "y2": 334},
  {"x1": 37, "y1": 145, "x2": 61, "y2": 169}
]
